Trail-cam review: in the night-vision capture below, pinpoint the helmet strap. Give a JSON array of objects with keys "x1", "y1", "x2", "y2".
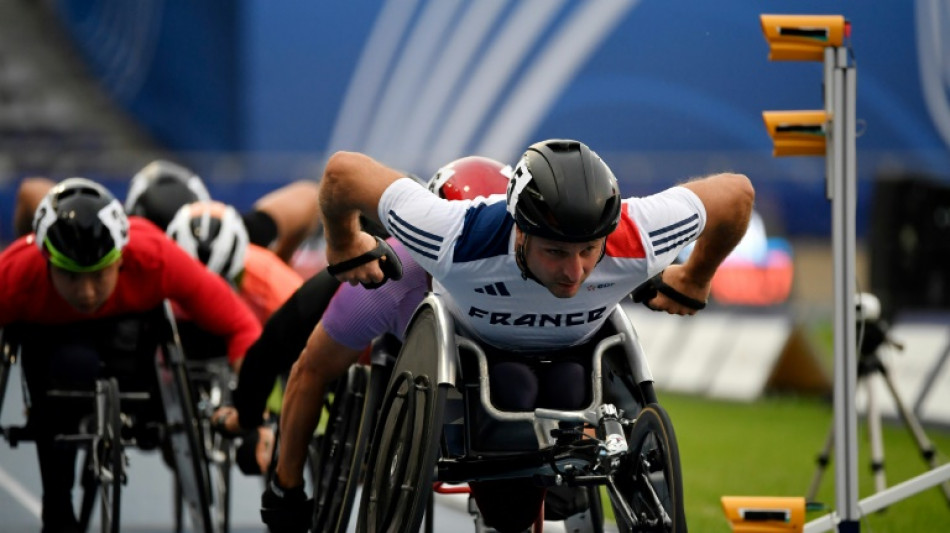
[{"x1": 515, "y1": 233, "x2": 542, "y2": 285}]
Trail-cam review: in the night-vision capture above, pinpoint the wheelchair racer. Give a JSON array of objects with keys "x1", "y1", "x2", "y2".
[
  {"x1": 200, "y1": 158, "x2": 509, "y2": 528},
  {"x1": 166, "y1": 199, "x2": 305, "y2": 473},
  {"x1": 0, "y1": 177, "x2": 262, "y2": 533},
  {"x1": 166, "y1": 200, "x2": 304, "y2": 326},
  {"x1": 316, "y1": 139, "x2": 754, "y2": 532},
  {"x1": 124, "y1": 166, "x2": 304, "y2": 367}
]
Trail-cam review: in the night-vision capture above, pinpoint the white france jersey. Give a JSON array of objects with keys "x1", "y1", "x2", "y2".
[{"x1": 378, "y1": 178, "x2": 706, "y2": 352}]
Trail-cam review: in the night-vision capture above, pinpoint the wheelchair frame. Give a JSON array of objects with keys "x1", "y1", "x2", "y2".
[
  {"x1": 355, "y1": 293, "x2": 687, "y2": 533},
  {"x1": 0, "y1": 301, "x2": 228, "y2": 533},
  {"x1": 179, "y1": 355, "x2": 236, "y2": 533}
]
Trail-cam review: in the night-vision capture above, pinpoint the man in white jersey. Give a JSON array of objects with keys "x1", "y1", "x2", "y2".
[{"x1": 316, "y1": 139, "x2": 754, "y2": 532}]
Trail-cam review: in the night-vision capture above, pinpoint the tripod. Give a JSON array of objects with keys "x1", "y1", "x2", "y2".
[{"x1": 806, "y1": 313, "x2": 950, "y2": 506}]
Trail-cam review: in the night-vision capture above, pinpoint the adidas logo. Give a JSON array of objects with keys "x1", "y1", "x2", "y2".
[{"x1": 474, "y1": 282, "x2": 511, "y2": 296}]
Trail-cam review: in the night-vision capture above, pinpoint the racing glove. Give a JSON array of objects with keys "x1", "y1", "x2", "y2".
[{"x1": 260, "y1": 476, "x2": 313, "y2": 533}]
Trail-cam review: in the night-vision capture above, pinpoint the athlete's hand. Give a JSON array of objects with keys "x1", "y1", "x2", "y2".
[
  {"x1": 211, "y1": 406, "x2": 242, "y2": 435},
  {"x1": 635, "y1": 265, "x2": 710, "y2": 316},
  {"x1": 260, "y1": 476, "x2": 313, "y2": 533},
  {"x1": 325, "y1": 231, "x2": 389, "y2": 287}
]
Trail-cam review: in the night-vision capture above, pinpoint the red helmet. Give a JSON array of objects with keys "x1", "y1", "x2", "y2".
[{"x1": 427, "y1": 156, "x2": 512, "y2": 200}]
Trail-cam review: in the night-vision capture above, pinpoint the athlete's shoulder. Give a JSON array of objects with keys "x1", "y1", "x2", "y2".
[
  {"x1": 454, "y1": 199, "x2": 514, "y2": 263},
  {"x1": 0, "y1": 234, "x2": 40, "y2": 262},
  {"x1": 605, "y1": 203, "x2": 646, "y2": 259},
  {"x1": 0, "y1": 234, "x2": 45, "y2": 284}
]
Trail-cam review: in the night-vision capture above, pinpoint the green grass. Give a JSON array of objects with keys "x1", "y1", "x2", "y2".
[{"x1": 656, "y1": 391, "x2": 950, "y2": 532}]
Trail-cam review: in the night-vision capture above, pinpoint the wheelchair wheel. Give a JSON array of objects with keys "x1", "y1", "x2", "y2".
[
  {"x1": 332, "y1": 356, "x2": 394, "y2": 532},
  {"x1": 157, "y1": 346, "x2": 218, "y2": 533},
  {"x1": 312, "y1": 364, "x2": 370, "y2": 532},
  {"x1": 608, "y1": 403, "x2": 686, "y2": 533},
  {"x1": 357, "y1": 308, "x2": 447, "y2": 533},
  {"x1": 177, "y1": 359, "x2": 234, "y2": 533},
  {"x1": 97, "y1": 378, "x2": 124, "y2": 533},
  {"x1": 0, "y1": 331, "x2": 13, "y2": 422},
  {"x1": 201, "y1": 364, "x2": 234, "y2": 533},
  {"x1": 206, "y1": 427, "x2": 232, "y2": 532},
  {"x1": 76, "y1": 380, "x2": 124, "y2": 533}
]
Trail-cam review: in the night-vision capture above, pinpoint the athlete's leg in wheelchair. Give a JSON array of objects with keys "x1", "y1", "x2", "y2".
[
  {"x1": 16, "y1": 306, "x2": 226, "y2": 533},
  {"x1": 467, "y1": 346, "x2": 592, "y2": 531},
  {"x1": 20, "y1": 338, "x2": 100, "y2": 532}
]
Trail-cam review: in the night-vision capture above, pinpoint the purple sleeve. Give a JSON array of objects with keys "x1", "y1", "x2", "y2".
[{"x1": 321, "y1": 239, "x2": 429, "y2": 349}]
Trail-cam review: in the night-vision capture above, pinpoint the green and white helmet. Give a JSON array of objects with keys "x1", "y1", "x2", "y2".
[{"x1": 33, "y1": 178, "x2": 129, "y2": 272}]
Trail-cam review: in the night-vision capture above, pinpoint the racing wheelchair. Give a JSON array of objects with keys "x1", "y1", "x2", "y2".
[
  {"x1": 355, "y1": 293, "x2": 687, "y2": 532},
  {"x1": 307, "y1": 334, "x2": 399, "y2": 532},
  {"x1": 0, "y1": 301, "x2": 228, "y2": 533}
]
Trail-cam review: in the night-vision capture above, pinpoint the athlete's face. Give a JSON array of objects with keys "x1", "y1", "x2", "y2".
[
  {"x1": 49, "y1": 260, "x2": 122, "y2": 314},
  {"x1": 518, "y1": 230, "x2": 603, "y2": 298}
]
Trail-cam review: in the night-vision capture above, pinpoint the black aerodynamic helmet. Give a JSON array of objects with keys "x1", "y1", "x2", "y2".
[
  {"x1": 506, "y1": 139, "x2": 621, "y2": 242},
  {"x1": 125, "y1": 159, "x2": 211, "y2": 230},
  {"x1": 33, "y1": 177, "x2": 130, "y2": 272}
]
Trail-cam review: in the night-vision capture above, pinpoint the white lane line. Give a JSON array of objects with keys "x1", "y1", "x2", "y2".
[{"x1": 0, "y1": 462, "x2": 41, "y2": 517}]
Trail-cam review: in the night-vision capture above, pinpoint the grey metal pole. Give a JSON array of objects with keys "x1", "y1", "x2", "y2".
[
  {"x1": 831, "y1": 45, "x2": 861, "y2": 531},
  {"x1": 823, "y1": 47, "x2": 834, "y2": 202}
]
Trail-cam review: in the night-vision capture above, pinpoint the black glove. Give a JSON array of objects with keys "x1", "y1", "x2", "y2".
[{"x1": 261, "y1": 476, "x2": 313, "y2": 533}]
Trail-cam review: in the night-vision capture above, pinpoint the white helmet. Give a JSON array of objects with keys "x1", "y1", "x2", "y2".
[{"x1": 167, "y1": 201, "x2": 249, "y2": 283}]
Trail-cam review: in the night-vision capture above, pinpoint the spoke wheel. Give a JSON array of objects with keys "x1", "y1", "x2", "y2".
[
  {"x1": 357, "y1": 306, "x2": 447, "y2": 533},
  {"x1": 157, "y1": 345, "x2": 217, "y2": 533},
  {"x1": 312, "y1": 364, "x2": 370, "y2": 532},
  {"x1": 207, "y1": 426, "x2": 232, "y2": 532},
  {"x1": 334, "y1": 359, "x2": 393, "y2": 532},
  {"x1": 99, "y1": 378, "x2": 123, "y2": 533},
  {"x1": 359, "y1": 370, "x2": 445, "y2": 532},
  {"x1": 608, "y1": 403, "x2": 686, "y2": 533}
]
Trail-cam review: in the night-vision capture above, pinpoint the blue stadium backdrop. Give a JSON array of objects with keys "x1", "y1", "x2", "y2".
[{"x1": 14, "y1": 0, "x2": 950, "y2": 241}]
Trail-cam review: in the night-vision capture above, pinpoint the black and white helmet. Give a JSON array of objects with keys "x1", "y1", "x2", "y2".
[
  {"x1": 166, "y1": 201, "x2": 249, "y2": 283},
  {"x1": 33, "y1": 178, "x2": 129, "y2": 272},
  {"x1": 125, "y1": 160, "x2": 211, "y2": 230},
  {"x1": 507, "y1": 139, "x2": 621, "y2": 242}
]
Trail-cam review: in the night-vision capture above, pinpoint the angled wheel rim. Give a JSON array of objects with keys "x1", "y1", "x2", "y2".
[
  {"x1": 609, "y1": 405, "x2": 682, "y2": 532},
  {"x1": 370, "y1": 371, "x2": 419, "y2": 527}
]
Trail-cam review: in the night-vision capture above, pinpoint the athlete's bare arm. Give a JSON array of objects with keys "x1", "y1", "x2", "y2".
[
  {"x1": 253, "y1": 180, "x2": 322, "y2": 263},
  {"x1": 318, "y1": 151, "x2": 404, "y2": 286},
  {"x1": 274, "y1": 322, "x2": 362, "y2": 487},
  {"x1": 652, "y1": 172, "x2": 754, "y2": 315},
  {"x1": 13, "y1": 176, "x2": 55, "y2": 237}
]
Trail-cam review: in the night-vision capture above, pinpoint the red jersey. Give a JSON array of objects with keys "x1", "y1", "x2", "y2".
[{"x1": 0, "y1": 217, "x2": 261, "y2": 364}]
